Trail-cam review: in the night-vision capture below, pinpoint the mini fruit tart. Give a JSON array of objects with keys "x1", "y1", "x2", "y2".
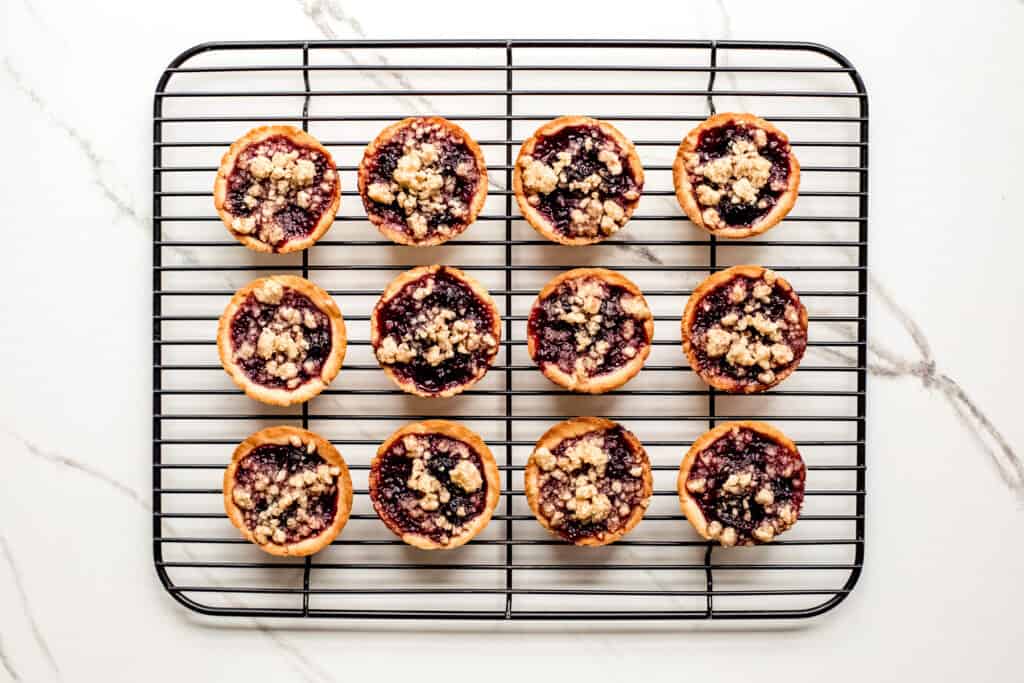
[
  {"x1": 527, "y1": 268, "x2": 653, "y2": 394},
  {"x1": 371, "y1": 265, "x2": 501, "y2": 398},
  {"x1": 224, "y1": 426, "x2": 353, "y2": 557},
  {"x1": 369, "y1": 420, "x2": 501, "y2": 550},
  {"x1": 514, "y1": 116, "x2": 644, "y2": 245},
  {"x1": 678, "y1": 421, "x2": 805, "y2": 547},
  {"x1": 217, "y1": 275, "x2": 346, "y2": 406},
  {"x1": 525, "y1": 417, "x2": 652, "y2": 546},
  {"x1": 214, "y1": 126, "x2": 340, "y2": 253},
  {"x1": 358, "y1": 116, "x2": 488, "y2": 246},
  {"x1": 682, "y1": 265, "x2": 807, "y2": 393},
  {"x1": 672, "y1": 113, "x2": 799, "y2": 238}
]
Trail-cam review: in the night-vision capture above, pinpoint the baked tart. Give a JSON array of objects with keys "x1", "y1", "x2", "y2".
[
  {"x1": 369, "y1": 420, "x2": 501, "y2": 550},
  {"x1": 527, "y1": 268, "x2": 653, "y2": 393},
  {"x1": 678, "y1": 421, "x2": 805, "y2": 547},
  {"x1": 371, "y1": 265, "x2": 501, "y2": 398},
  {"x1": 358, "y1": 116, "x2": 488, "y2": 246},
  {"x1": 214, "y1": 126, "x2": 340, "y2": 253},
  {"x1": 224, "y1": 426, "x2": 353, "y2": 557},
  {"x1": 525, "y1": 417, "x2": 652, "y2": 546},
  {"x1": 672, "y1": 113, "x2": 799, "y2": 238},
  {"x1": 513, "y1": 116, "x2": 644, "y2": 245},
  {"x1": 682, "y1": 265, "x2": 807, "y2": 393},
  {"x1": 217, "y1": 275, "x2": 346, "y2": 406}
]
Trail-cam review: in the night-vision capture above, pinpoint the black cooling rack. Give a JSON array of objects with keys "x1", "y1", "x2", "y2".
[{"x1": 152, "y1": 39, "x2": 867, "y2": 620}]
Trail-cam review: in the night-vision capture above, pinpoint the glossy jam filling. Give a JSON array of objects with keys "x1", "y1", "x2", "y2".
[
  {"x1": 519, "y1": 124, "x2": 642, "y2": 239},
  {"x1": 372, "y1": 434, "x2": 488, "y2": 544},
  {"x1": 528, "y1": 276, "x2": 650, "y2": 381},
  {"x1": 689, "y1": 272, "x2": 806, "y2": 388},
  {"x1": 374, "y1": 269, "x2": 498, "y2": 394},
  {"x1": 229, "y1": 284, "x2": 332, "y2": 390},
  {"x1": 687, "y1": 123, "x2": 791, "y2": 228},
  {"x1": 533, "y1": 427, "x2": 648, "y2": 543},
  {"x1": 224, "y1": 135, "x2": 337, "y2": 250},
  {"x1": 231, "y1": 443, "x2": 340, "y2": 545},
  {"x1": 362, "y1": 119, "x2": 482, "y2": 242},
  {"x1": 685, "y1": 427, "x2": 805, "y2": 546}
]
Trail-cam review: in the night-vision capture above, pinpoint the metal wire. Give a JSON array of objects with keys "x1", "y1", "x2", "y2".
[{"x1": 153, "y1": 39, "x2": 868, "y2": 621}]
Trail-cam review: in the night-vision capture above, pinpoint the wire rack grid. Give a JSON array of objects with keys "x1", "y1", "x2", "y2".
[{"x1": 152, "y1": 39, "x2": 867, "y2": 621}]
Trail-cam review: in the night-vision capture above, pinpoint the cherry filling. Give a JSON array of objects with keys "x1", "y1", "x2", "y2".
[
  {"x1": 683, "y1": 123, "x2": 792, "y2": 229},
  {"x1": 528, "y1": 276, "x2": 650, "y2": 381},
  {"x1": 689, "y1": 270, "x2": 806, "y2": 387},
  {"x1": 373, "y1": 433, "x2": 489, "y2": 544},
  {"x1": 224, "y1": 135, "x2": 338, "y2": 249},
  {"x1": 363, "y1": 119, "x2": 483, "y2": 242},
  {"x1": 374, "y1": 269, "x2": 498, "y2": 394},
  {"x1": 684, "y1": 426, "x2": 805, "y2": 546},
  {"x1": 231, "y1": 442, "x2": 341, "y2": 546},
  {"x1": 229, "y1": 280, "x2": 332, "y2": 390},
  {"x1": 532, "y1": 427, "x2": 647, "y2": 543},
  {"x1": 519, "y1": 124, "x2": 642, "y2": 239}
]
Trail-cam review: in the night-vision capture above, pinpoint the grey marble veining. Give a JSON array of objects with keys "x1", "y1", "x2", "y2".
[{"x1": 0, "y1": 535, "x2": 59, "y2": 681}]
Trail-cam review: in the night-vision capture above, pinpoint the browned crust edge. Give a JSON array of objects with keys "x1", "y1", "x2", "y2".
[
  {"x1": 216, "y1": 275, "x2": 347, "y2": 406},
  {"x1": 680, "y1": 265, "x2": 808, "y2": 394},
  {"x1": 524, "y1": 417, "x2": 653, "y2": 547},
  {"x1": 223, "y1": 426, "x2": 354, "y2": 557},
  {"x1": 676, "y1": 420, "x2": 803, "y2": 542},
  {"x1": 213, "y1": 125, "x2": 341, "y2": 254},
  {"x1": 513, "y1": 116, "x2": 645, "y2": 246},
  {"x1": 368, "y1": 420, "x2": 501, "y2": 550},
  {"x1": 671, "y1": 113, "x2": 800, "y2": 239},
  {"x1": 369, "y1": 265, "x2": 502, "y2": 398},
  {"x1": 356, "y1": 116, "x2": 489, "y2": 247},
  {"x1": 527, "y1": 268, "x2": 654, "y2": 394}
]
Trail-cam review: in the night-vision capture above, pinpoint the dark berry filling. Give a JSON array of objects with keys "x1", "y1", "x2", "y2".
[
  {"x1": 688, "y1": 271, "x2": 806, "y2": 388},
  {"x1": 528, "y1": 276, "x2": 649, "y2": 381},
  {"x1": 372, "y1": 433, "x2": 489, "y2": 544},
  {"x1": 533, "y1": 426, "x2": 648, "y2": 543},
  {"x1": 685, "y1": 123, "x2": 792, "y2": 229},
  {"x1": 519, "y1": 124, "x2": 642, "y2": 239},
  {"x1": 374, "y1": 268, "x2": 498, "y2": 395},
  {"x1": 231, "y1": 442, "x2": 341, "y2": 545},
  {"x1": 229, "y1": 282, "x2": 332, "y2": 390},
  {"x1": 362, "y1": 118, "x2": 482, "y2": 242},
  {"x1": 684, "y1": 426, "x2": 805, "y2": 546},
  {"x1": 224, "y1": 135, "x2": 337, "y2": 250}
]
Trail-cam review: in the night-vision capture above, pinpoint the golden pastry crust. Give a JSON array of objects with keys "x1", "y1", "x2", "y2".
[
  {"x1": 524, "y1": 417, "x2": 653, "y2": 547},
  {"x1": 369, "y1": 420, "x2": 501, "y2": 550},
  {"x1": 213, "y1": 125, "x2": 340, "y2": 253},
  {"x1": 217, "y1": 275, "x2": 346, "y2": 406},
  {"x1": 681, "y1": 265, "x2": 808, "y2": 394},
  {"x1": 513, "y1": 116, "x2": 644, "y2": 245},
  {"x1": 223, "y1": 426, "x2": 353, "y2": 557},
  {"x1": 672, "y1": 113, "x2": 800, "y2": 239},
  {"x1": 370, "y1": 265, "x2": 501, "y2": 398},
  {"x1": 677, "y1": 421, "x2": 805, "y2": 546},
  {"x1": 357, "y1": 116, "x2": 488, "y2": 246},
  {"x1": 527, "y1": 268, "x2": 654, "y2": 393}
]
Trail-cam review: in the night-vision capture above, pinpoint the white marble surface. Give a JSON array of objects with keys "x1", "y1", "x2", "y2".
[{"x1": 2, "y1": 0, "x2": 1024, "y2": 681}]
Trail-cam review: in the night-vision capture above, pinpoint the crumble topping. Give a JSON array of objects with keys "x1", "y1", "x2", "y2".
[
  {"x1": 373, "y1": 268, "x2": 499, "y2": 395},
  {"x1": 684, "y1": 425, "x2": 805, "y2": 546},
  {"x1": 372, "y1": 433, "x2": 490, "y2": 545},
  {"x1": 688, "y1": 269, "x2": 806, "y2": 389},
  {"x1": 531, "y1": 426, "x2": 650, "y2": 543},
  {"x1": 229, "y1": 280, "x2": 332, "y2": 390},
  {"x1": 362, "y1": 118, "x2": 483, "y2": 243},
  {"x1": 528, "y1": 274, "x2": 651, "y2": 384},
  {"x1": 231, "y1": 437, "x2": 341, "y2": 546},
  {"x1": 682, "y1": 120, "x2": 792, "y2": 229},
  {"x1": 223, "y1": 134, "x2": 338, "y2": 250},
  {"x1": 519, "y1": 123, "x2": 642, "y2": 240}
]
